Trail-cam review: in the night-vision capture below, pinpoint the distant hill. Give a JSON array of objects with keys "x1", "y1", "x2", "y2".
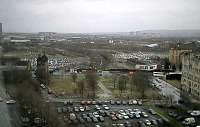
[{"x1": 130, "y1": 30, "x2": 200, "y2": 38}]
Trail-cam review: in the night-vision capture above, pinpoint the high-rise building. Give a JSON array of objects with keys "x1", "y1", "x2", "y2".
[
  {"x1": 0, "y1": 23, "x2": 2, "y2": 41},
  {"x1": 0, "y1": 23, "x2": 2, "y2": 35},
  {"x1": 181, "y1": 52, "x2": 200, "y2": 99}
]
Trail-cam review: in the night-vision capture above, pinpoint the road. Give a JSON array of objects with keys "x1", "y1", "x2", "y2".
[
  {"x1": 152, "y1": 77, "x2": 180, "y2": 104},
  {"x1": 0, "y1": 46, "x2": 22, "y2": 127},
  {"x1": 97, "y1": 81, "x2": 112, "y2": 99},
  {"x1": 0, "y1": 68, "x2": 12, "y2": 127}
]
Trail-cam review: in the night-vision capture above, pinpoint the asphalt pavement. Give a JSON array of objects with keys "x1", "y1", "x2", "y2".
[
  {"x1": 152, "y1": 77, "x2": 180, "y2": 104},
  {"x1": 0, "y1": 69, "x2": 12, "y2": 127},
  {"x1": 97, "y1": 81, "x2": 112, "y2": 99}
]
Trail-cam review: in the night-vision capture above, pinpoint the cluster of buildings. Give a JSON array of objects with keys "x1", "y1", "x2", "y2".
[{"x1": 113, "y1": 52, "x2": 155, "y2": 60}]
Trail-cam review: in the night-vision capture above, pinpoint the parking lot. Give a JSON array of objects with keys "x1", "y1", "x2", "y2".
[{"x1": 55, "y1": 100, "x2": 165, "y2": 127}]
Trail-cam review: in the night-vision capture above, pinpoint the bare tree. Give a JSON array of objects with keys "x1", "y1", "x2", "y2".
[
  {"x1": 118, "y1": 75, "x2": 127, "y2": 96},
  {"x1": 14, "y1": 70, "x2": 67, "y2": 127},
  {"x1": 71, "y1": 73, "x2": 77, "y2": 83},
  {"x1": 77, "y1": 80, "x2": 85, "y2": 97},
  {"x1": 85, "y1": 71, "x2": 98, "y2": 98},
  {"x1": 134, "y1": 71, "x2": 150, "y2": 99},
  {"x1": 129, "y1": 75, "x2": 135, "y2": 96},
  {"x1": 112, "y1": 74, "x2": 117, "y2": 89}
]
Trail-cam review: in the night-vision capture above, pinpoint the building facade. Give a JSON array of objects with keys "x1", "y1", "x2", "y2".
[
  {"x1": 169, "y1": 48, "x2": 190, "y2": 66},
  {"x1": 181, "y1": 52, "x2": 200, "y2": 99}
]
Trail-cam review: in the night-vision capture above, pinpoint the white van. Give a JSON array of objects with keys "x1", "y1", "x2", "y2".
[{"x1": 182, "y1": 117, "x2": 195, "y2": 125}]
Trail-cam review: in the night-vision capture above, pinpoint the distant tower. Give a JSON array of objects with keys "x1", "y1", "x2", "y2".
[
  {"x1": 0, "y1": 23, "x2": 2, "y2": 35},
  {"x1": 0, "y1": 23, "x2": 2, "y2": 40}
]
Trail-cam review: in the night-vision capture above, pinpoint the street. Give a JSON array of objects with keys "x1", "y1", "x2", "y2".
[
  {"x1": 0, "y1": 68, "x2": 12, "y2": 127},
  {"x1": 97, "y1": 81, "x2": 112, "y2": 99},
  {"x1": 152, "y1": 77, "x2": 180, "y2": 104}
]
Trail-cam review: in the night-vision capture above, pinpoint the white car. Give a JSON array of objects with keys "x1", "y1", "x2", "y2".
[
  {"x1": 6, "y1": 100, "x2": 16, "y2": 104},
  {"x1": 132, "y1": 100, "x2": 137, "y2": 105},
  {"x1": 40, "y1": 84, "x2": 46, "y2": 89},
  {"x1": 93, "y1": 112, "x2": 100, "y2": 118},
  {"x1": 103, "y1": 105, "x2": 109, "y2": 110},
  {"x1": 145, "y1": 120, "x2": 151, "y2": 126},
  {"x1": 190, "y1": 110, "x2": 200, "y2": 116},
  {"x1": 182, "y1": 117, "x2": 196, "y2": 125},
  {"x1": 123, "y1": 115, "x2": 129, "y2": 119},
  {"x1": 79, "y1": 107, "x2": 85, "y2": 112},
  {"x1": 95, "y1": 105, "x2": 101, "y2": 110},
  {"x1": 119, "y1": 110, "x2": 125, "y2": 114},
  {"x1": 141, "y1": 112, "x2": 148, "y2": 118}
]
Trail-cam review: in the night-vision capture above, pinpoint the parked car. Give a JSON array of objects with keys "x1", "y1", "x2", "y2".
[
  {"x1": 138, "y1": 100, "x2": 142, "y2": 105},
  {"x1": 81, "y1": 101, "x2": 87, "y2": 105},
  {"x1": 103, "y1": 105, "x2": 110, "y2": 110},
  {"x1": 40, "y1": 84, "x2": 46, "y2": 89},
  {"x1": 87, "y1": 100, "x2": 92, "y2": 105},
  {"x1": 111, "y1": 115, "x2": 117, "y2": 121},
  {"x1": 141, "y1": 112, "x2": 148, "y2": 118},
  {"x1": 74, "y1": 106, "x2": 79, "y2": 112},
  {"x1": 128, "y1": 113, "x2": 134, "y2": 119},
  {"x1": 86, "y1": 117, "x2": 92, "y2": 122},
  {"x1": 88, "y1": 113, "x2": 93, "y2": 118},
  {"x1": 95, "y1": 105, "x2": 101, "y2": 110},
  {"x1": 110, "y1": 100, "x2": 115, "y2": 105},
  {"x1": 93, "y1": 112, "x2": 100, "y2": 118},
  {"x1": 123, "y1": 115, "x2": 129, "y2": 119},
  {"x1": 149, "y1": 109, "x2": 156, "y2": 115},
  {"x1": 128, "y1": 100, "x2": 133, "y2": 105},
  {"x1": 132, "y1": 100, "x2": 137, "y2": 105},
  {"x1": 79, "y1": 106, "x2": 84, "y2": 112},
  {"x1": 92, "y1": 101, "x2": 97, "y2": 105},
  {"x1": 134, "y1": 113, "x2": 141, "y2": 119},
  {"x1": 85, "y1": 106, "x2": 91, "y2": 111},
  {"x1": 69, "y1": 113, "x2": 76, "y2": 120},
  {"x1": 6, "y1": 100, "x2": 16, "y2": 104},
  {"x1": 182, "y1": 117, "x2": 196, "y2": 125},
  {"x1": 92, "y1": 117, "x2": 99, "y2": 123},
  {"x1": 105, "y1": 111, "x2": 110, "y2": 116},
  {"x1": 124, "y1": 121, "x2": 132, "y2": 127},
  {"x1": 82, "y1": 114, "x2": 87, "y2": 119},
  {"x1": 151, "y1": 119, "x2": 158, "y2": 126},
  {"x1": 116, "y1": 114, "x2": 123, "y2": 120},
  {"x1": 99, "y1": 116, "x2": 104, "y2": 122},
  {"x1": 144, "y1": 119, "x2": 151, "y2": 126},
  {"x1": 190, "y1": 110, "x2": 200, "y2": 117},
  {"x1": 98, "y1": 110, "x2": 106, "y2": 117},
  {"x1": 116, "y1": 100, "x2": 121, "y2": 105},
  {"x1": 122, "y1": 101, "x2": 127, "y2": 105}
]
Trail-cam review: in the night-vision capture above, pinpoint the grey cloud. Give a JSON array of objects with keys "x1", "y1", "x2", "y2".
[{"x1": 0, "y1": 0, "x2": 200, "y2": 33}]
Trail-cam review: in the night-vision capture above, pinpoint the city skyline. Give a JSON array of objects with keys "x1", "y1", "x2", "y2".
[{"x1": 0, "y1": 0, "x2": 200, "y2": 33}]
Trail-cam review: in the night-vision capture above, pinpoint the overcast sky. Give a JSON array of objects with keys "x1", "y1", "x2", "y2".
[{"x1": 0, "y1": 0, "x2": 200, "y2": 33}]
